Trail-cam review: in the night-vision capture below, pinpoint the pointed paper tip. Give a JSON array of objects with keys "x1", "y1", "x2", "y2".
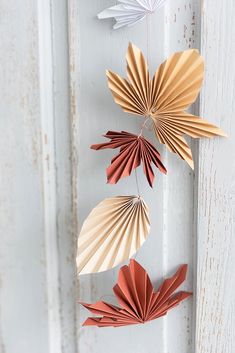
[
  {"x1": 127, "y1": 42, "x2": 139, "y2": 56},
  {"x1": 77, "y1": 264, "x2": 91, "y2": 276},
  {"x1": 82, "y1": 318, "x2": 94, "y2": 327},
  {"x1": 191, "y1": 48, "x2": 199, "y2": 54},
  {"x1": 79, "y1": 301, "x2": 87, "y2": 306},
  {"x1": 219, "y1": 129, "x2": 228, "y2": 138},
  {"x1": 97, "y1": 10, "x2": 107, "y2": 20},
  {"x1": 187, "y1": 159, "x2": 194, "y2": 170},
  {"x1": 179, "y1": 264, "x2": 188, "y2": 277},
  {"x1": 106, "y1": 177, "x2": 116, "y2": 185},
  {"x1": 175, "y1": 264, "x2": 188, "y2": 283},
  {"x1": 181, "y1": 264, "x2": 188, "y2": 269},
  {"x1": 90, "y1": 144, "x2": 97, "y2": 150},
  {"x1": 163, "y1": 167, "x2": 167, "y2": 175}
]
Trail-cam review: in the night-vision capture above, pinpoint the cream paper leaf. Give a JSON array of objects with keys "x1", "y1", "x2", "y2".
[
  {"x1": 98, "y1": 0, "x2": 166, "y2": 29},
  {"x1": 77, "y1": 196, "x2": 150, "y2": 275}
]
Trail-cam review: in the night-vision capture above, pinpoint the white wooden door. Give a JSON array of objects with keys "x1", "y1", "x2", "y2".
[{"x1": 0, "y1": 1, "x2": 234, "y2": 353}]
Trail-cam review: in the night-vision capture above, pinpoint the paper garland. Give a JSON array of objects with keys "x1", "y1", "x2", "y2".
[
  {"x1": 77, "y1": 196, "x2": 150, "y2": 275},
  {"x1": 98, "y1": 0, "x2": 166, "y2": 29},
  {"x1": 91, "y1": 130, "x2": 167, "y2": 187},
  {"x1": 107, "y1": 43, "x2": 227, "y2": 169},
  {"x1": 81, "y1": 259, "x2": 192, "y2": 327}
]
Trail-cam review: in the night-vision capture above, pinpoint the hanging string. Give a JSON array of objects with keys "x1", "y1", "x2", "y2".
[
  {"x1": 139, "y1": 116, "x2": 151, "y2": 137},
  {"x1": 135, "y1": 169, "x2": 141, "y2": 197}
]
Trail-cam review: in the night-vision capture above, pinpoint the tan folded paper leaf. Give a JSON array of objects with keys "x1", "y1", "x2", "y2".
[
  {"x1": 77, "y1": 196, "x2": 150, "y2": 275},
  {"x1": 107, "y1": 43, "x2": 227, "y2": 169}
]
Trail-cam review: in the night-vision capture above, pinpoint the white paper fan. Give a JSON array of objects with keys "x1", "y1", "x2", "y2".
[
  {"x1": 98, "y1": 0, "x2": 166, "y2": 29},
  {"x1": 77, "y1": 195, "x2": 150, "y2": 275}
]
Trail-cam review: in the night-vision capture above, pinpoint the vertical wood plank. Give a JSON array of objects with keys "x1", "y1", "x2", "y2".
[
  {"x1": 51, "y1": 0, "x2": 79, "y2": 351},
  {"x1": 37, "y1": 0, "x2": 63, "y2": 350},
  {"x1": 164, "y1": 2, "x2": 201, "y2": 352},
  {"x1": 196, "y1": 1, "x2": 235, "y2": 352},
  {"x1": 0, "y1": 1, "x2": 79, "y2": 352},
  {"x1": 74, "y1": 1, "x2": 200, "y2": 352},
  {"x1": 0, "y1": 1, "x2": 50, "y2": 352}
]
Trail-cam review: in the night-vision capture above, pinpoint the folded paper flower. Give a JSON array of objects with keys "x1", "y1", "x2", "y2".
[
  {"x1": 81, "y1": 259, "x2": 192, "y2": 327},
  {"x1": 107, "y1": 43, "x2": 227, "y2": 169},
  {"x1": 77, "y1": 196, "x2": 150, "y2": 275},
  {"x1": 98, "y1": 0, "x2": 166, "y2": 30},
  {"x1": 91, "y1": 131, "x2": 167, "y2": 187}
]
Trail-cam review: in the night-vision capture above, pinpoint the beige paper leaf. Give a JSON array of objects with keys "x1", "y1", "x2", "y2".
[
  {"x1": 107, "y1": 43, "x2": 227, "y2": 169},
  {"x1": 77, "y1": 196, "x2": 150, "y2": 275}
]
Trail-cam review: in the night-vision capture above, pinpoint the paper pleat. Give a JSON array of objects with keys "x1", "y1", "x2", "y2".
[
  {"x1": 98, "y1": 0, "x2": 166, "y2": 29},
  {"x1": 91, "y1": 131, "x2": 167, "y2": 187},
  {"x1": 81, "y1": 259, "x2": 192, "y2": 327},
  {"x1": 107, "y1": 43, "x2": 227, "y2": 168},
  {"x1": 77, "y1": 196, "x2": 150, "y2": 275}
]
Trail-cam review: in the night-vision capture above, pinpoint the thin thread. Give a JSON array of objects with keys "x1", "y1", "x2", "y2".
[
  {"x1": 135, "y1": 169, "x2": 141, "y2": 197},
  {"x1": 139, "y1": 116, "x2": 151, "y2": 136}
]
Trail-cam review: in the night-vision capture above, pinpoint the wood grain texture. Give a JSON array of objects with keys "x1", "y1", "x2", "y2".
[
  {"x1": 0, "y1": 1, "x2": 78, "y2": 352},
  {"x1": 0, "y1": 1, "x2": 50, "y2": 352},
  {"x1": 3, "y1": 0, "x2": 234, "y2": 353},
  {"x1": 196, "y1": 1, "x2": 235, "y2": 352}
]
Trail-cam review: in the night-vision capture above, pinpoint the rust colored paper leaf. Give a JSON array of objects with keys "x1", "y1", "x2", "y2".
[
  {"x1": 91, "y1": 131, "x2": 167, "y2": 187},
  {"x1": 77, "y1": 196, "x2": 150, "y2": 275},
  {"x1": 81, "y1": 259, "x2": 192, "y2": 327},
  {"x1": 106, "y1": 43, "x2": 227, "y2": 169}
]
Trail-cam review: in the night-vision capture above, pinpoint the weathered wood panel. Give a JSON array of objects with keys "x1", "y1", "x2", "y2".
[
  {"x1": 0, "y1": 1, "x2": 78, "y2": 352},
  {"x1": 196, "y1": 1, "x2": 235, "y2": 352},
  {"x1": 3, "y1": 1, "x2": 234, "y2": 353},
  {"x1": 0, "y1": 1, "x2": 50, "y2": 352},
  {"x1": 75, "y1": 1, "x2": 200, "y2": 352}
]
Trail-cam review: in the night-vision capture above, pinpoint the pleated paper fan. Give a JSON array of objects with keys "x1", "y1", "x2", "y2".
[
  {"x1": 81, "y1": 259, "x2": 192, "y2": 327},
  {"x1": 91, "y1": 130, "x2": 167, "y2": 187},
  {"x1": 77, "y1": 196, "x2": 150, "y2": 275},
  {"x1": 106, "y1": 43, "x2": 227, "y2": 169},
  {"x1": 98, "y1": 0, "x2": 166, "y2": 30}
]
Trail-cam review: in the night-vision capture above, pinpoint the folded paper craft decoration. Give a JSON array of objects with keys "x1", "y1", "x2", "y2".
[
  {"x1": 77, "y1": 196, "x2": 150, "y2": 275},
  {"x1": 91, "y1": 130, "x2": 167, "y2": 187},
  {"x1": 98, "y1": 0, "x2": 166, "y2": 29},
  {"x1": 81, "y1": 259, "x2": 192, "y2": 327},
  {"x1": 107, "y1": 43, "x2": 227, "y2": 169}
]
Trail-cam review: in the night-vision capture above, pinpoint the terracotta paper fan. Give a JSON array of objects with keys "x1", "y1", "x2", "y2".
[
  {"x1": 106, "y1": 43, "x2": 227, "y2": 169},
  {"x1": 98, "y1": 0, "x2": 166, "y2": 30},
  {"x1": 91, "y1": 131, "x2": 167, "y2": 187},
  {"x1": 77, "y1": 196, "x2": 150, "y2": 275},
  {"x1": 81, "y1": 259, "x2": 192, "y2": 327}
]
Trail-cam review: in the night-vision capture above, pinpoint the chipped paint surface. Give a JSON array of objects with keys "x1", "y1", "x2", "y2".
[
  {"x1": 1, "y1": 0, "x2": 234, "y2": 353},
  {"x1": 0, "y1": 0, "x2": 78, "y2": 352},
  {"x1": 196, "y1": 1, "x2": 235, "y2": 352}
]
